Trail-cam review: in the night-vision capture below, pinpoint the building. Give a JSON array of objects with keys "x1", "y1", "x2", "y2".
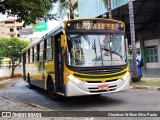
[
  {"x1": 0, "y1": 18, "x2": 24, "y2": 38},
  {"x1": 78, "y1": 0, "x2": 160, "y2": 69}
]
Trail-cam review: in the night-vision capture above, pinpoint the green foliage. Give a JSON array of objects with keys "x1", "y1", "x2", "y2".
[
  {"x1": 0, "y1": 51, "x2": 3, "y2": 67},
  {"x1": 0, "y1": 0, "x2": 55, "y2": 24},
  {"x1": 54, "y1": 0, "x2": 78, "y2": 19},
  {"x1": 0, "y1": 37, "x2": 29, "y2": 77},
  {"x1": 103, "y1": 0, "x2": 108, "y2": 8},
  {"x1": 0, "y1": 37, "x2": 28, "y2": 59}
]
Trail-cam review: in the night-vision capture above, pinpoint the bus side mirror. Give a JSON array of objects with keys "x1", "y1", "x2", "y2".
[{"x1": 61, "y1": 35, "x2": 66, "y2": 48}]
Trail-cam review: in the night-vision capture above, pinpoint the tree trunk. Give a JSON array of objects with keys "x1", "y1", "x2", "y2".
[
  {"x1": 11, "y1": 66, "x2": 15, "y2": 78},
  {"x1": 69, "y1": 0, "x2": 74, "y2": 19},
  {"x1": 11, "y1": 58, "x2": 17, "y2": 78},
  {"x1": 128, "y1": 0, "x2": 140, "y2": 82}
]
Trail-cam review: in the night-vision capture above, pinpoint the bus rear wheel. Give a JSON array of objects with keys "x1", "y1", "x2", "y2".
[{"x1": 47, "y1": 80, "x2": 62, "y2": 100}]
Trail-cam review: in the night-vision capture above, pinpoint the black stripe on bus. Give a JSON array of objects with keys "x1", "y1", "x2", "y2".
[{"x1": 73, "y1": 70, "x2": 127, "y2": 79}]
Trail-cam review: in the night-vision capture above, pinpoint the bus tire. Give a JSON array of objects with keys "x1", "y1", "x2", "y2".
[
  {"x1": 27, "y1": 74, "x2": 33, "y2": 89},
  {"x1": 47, "y1": 80, "x2": 62, "y2": 101}
]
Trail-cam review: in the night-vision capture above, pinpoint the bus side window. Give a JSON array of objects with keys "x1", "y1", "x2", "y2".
[
  {"x1": 40, "y1": 41, "x2": 44, "y2": 61},
  {"x1": 34, "y1": 46, "x2": 37, "y2": 62},
  {"x1": 30, "y1": 48, "x2": 33, "y2": 63},
  {"x1": 28, "y1": 49, "x2": 30, "y2": 63},
  {"x1": 44, "y1": 39, "x2": 47, "y2": 60},
  {"x1": 32, "y1": 47, "x2": 34, "y2": 62},
  {"x1": 26, "y1": 51, "x2": 28, "y2": 63},
  {"x1": 46, "y1": 37, "x2": 53, "y2": 60},
  {"x1": 37, "y1": 44, "x2": 40, "y2": 61}
]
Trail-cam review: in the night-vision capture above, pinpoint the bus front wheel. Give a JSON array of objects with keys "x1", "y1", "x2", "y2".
[{"x1": 47, "y1": 80, "x2": 61, "y2": 100}]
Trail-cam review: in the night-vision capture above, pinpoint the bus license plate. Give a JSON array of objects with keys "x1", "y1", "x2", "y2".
[{"x1": 98, "y1": 85, "x2": 109, "y2": 90}]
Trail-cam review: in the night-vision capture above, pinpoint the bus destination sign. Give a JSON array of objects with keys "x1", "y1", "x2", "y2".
[{"x1": 66, "y1": 20, "x2": 124, "y2": 31}]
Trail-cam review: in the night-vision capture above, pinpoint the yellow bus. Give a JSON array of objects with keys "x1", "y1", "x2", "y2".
[{"x1": 22, "y1": 18, "x2": 130, "y2": 99}]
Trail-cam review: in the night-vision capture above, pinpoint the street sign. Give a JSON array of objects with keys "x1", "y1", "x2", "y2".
[{"x1": 33, "y1": 22, "x2": 48, "y2": 32}]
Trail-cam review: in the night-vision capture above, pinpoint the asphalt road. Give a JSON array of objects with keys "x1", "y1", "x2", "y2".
[{"x1": 0, "y1": 79, "x2": 160, "y2": 119}]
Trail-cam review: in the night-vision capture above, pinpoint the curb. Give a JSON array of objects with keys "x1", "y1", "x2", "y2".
[
  {"x1": 141, "y1": 78, "x2": 160, "y2": 80},
  {"x1": 131, "y1": 86, "x2": 160, "y2": 91}
]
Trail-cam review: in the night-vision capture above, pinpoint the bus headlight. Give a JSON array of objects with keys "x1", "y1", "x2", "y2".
[
  {"x1": 122, "y1": 72, "x2": 130, "y2": 81},
  {"x1": 68, "y1": 74, "x2": 86, "y2": 85}
]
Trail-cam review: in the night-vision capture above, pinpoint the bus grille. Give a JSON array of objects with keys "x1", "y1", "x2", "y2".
[
  {"x1": 79, "y1": 69, "x2": 122, "y2": 74},
  {"x1": 85, "y1": 79, "x2": 117, "y2": 83}
]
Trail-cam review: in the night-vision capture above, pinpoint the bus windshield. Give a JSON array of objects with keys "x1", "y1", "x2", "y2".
[{"x1": 66, "y1": 33, "x2": 127, "y2": 67}]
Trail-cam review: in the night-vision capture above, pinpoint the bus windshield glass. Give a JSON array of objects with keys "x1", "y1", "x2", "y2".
[{"x1": 66, "y1": 33, "x2": 126, "y2": 67}]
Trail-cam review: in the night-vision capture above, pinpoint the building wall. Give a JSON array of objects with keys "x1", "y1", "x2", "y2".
[
  {"x1": 78, "y1": 0, "x2": 106, "y2": 18},
  {"x1": 144, "y1": 39, "x2": 160, "y2": 69},
  {"x1": 0, "y1": 66, "x2": 22, "y2": 78},
  {"x1": 0, "y1": 20, "x2": 24, "y2": 38},
  {"x1": 0, "y1": 22, "x2": 9, "y2": 38},
  {"x1": 78, "y1": 0, "x2": 128, "y2": 18}
]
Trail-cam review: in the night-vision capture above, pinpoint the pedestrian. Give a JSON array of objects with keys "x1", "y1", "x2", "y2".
[{"x1": 136, "y1": 52, "x2": 143, "y2": 77}]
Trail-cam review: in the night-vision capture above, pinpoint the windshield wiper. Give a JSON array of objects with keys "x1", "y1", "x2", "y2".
[
  {"x1": 110, "y1": 35, "x2": 123, "y2": 59},
  {"x1": 93, "y1": 39, "x2": 97, "y2": 59}
]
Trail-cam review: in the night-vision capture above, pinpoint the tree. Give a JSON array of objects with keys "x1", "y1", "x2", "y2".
[
  {"x1": 0, "y1": 37, "x2": 28, "y2": 77},
  {"x1": 54, "y1": 0, "x2": 78, "y2": 19},
  {"x1": 0, "y1": 0, "x2": 55, "y2": 24},
  {"x1": 103, "y1": 0, "x2": 112, "y2": 18}
]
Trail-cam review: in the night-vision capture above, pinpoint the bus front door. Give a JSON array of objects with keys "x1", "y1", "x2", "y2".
[{"x1": 54, "y1": 35, "x2": 64, "y2": 94}]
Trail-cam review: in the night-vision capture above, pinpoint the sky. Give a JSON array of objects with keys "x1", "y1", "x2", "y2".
[{"x1": 0, "y1": 14, "x2": 7, "y2": 20}]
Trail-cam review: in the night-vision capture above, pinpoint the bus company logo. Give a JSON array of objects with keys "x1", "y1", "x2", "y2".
[{"x1": 2, "y1": 112, "x2": 11, "y2": 117}]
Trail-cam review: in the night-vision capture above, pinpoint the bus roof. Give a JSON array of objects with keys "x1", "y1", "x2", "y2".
[
  {"x1": 64, "y1": 18, "x2": 125, "y2": 25},
  {"x1": 22, "y1": 25, "x2": 63, "y2": 52}
]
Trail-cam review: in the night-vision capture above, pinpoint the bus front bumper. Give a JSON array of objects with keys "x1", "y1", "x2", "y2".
[{"x1": 65, "y1": 72, "x2": 130, "y2": 97}]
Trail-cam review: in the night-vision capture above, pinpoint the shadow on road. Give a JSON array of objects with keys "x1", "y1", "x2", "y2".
[{"x1": 1, "y1": 80, "x2": 126, "y2": 111}]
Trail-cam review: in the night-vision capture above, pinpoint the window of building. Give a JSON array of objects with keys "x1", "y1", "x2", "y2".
[
  {"x1": 17, "y1": 34, "x2": 20, "y2": 37},
  {"x1": 10, "y1": 28, "x2": 14, "y2": 32},
  {"x1": 145, "y1": 46, "x2": 158, "y2": 63}
]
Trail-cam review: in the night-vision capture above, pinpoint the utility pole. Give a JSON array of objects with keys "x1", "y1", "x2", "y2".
[
  {"x1": 128, "y1": 0, "x2": 140, "y2": 82},
  {"x1": 107, "y1": 0, "x2": 112, "y2": 19}
]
